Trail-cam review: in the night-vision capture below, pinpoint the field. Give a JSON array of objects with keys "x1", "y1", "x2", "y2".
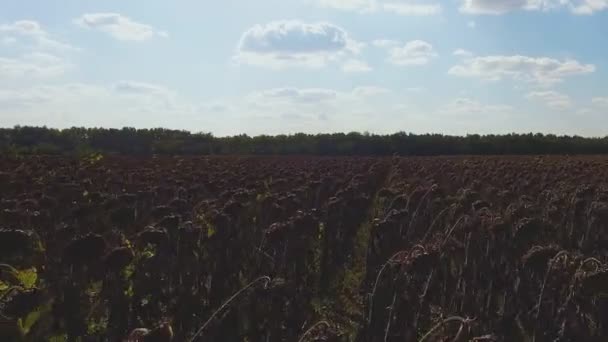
[{"x1": 1, "y1": 155, "x2": 607, "y2": 341}]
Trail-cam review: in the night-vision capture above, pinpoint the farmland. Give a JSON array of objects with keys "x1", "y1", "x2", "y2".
[{"x1": 1, "y1": 154, "x2": 607, "y2": 341}]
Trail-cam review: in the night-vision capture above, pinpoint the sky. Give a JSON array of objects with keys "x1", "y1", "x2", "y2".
[{"x1": 0, "y1": 0, "x2": 607, "y2": 136}]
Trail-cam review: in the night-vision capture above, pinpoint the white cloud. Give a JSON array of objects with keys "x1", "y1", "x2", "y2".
[
  {"x1": 238, "y1": 21, "x2": 359, "y2": 54},
  {"x1": 2, "y1": 37, "x2": 17, "y2": 45},
  {"x1": 0, "y1": 88, "x2": 50, "y2": 108},
  {"x1": 453, "y1": 48, "x2": 473, "y2": 57},
  {"x1": 438, "y1": 97, "x2": 512, "y2": 116},
  {"x1": 0, "y1": 81, "x2": 201, "y2": 129},
  {"x1": 318, "y1": 0, "x2": 442, "y2": 15},
  {"x1": 448, "y1": 55, "x2": 595, "y2": 85},
  {"x1": 0, "y1": 20, "x2": 77, "y2": 51},
  {"x1": 460, "y1": 0, "x2": 608, "y2": 15},
  {"x1": 235, "y1": 20, "x2": 362, "y2": 69},
  {"x1": 572, "y1": 0, "x2": 608, "y2": 14},
  {"x1": 526, "y1": 90, "x2": 572, "y2": 109},
  {"x1": 111, "y1": 81, "x2": 188, "y2": 113},
  {"x1": 592, "y1": 97, "x2": 608, "y2": 107},
  {"x1": 342, "y1": 59, "x2": 372, "y2": 72},
  {"x1": 573, "y1": 97, "x2": 608, "y2": 117},
  {"x1": 239, "y1": 86, "x2": 400, "y2": 134},
  {"x1": 0, "y1": 21, "x2": 77, "y2": 87},
  {"x1": 0, "y1": 52, "x2": 70, "y2": 79},
  {"x1": 247, "y1": 86, "x2": 391, "y2": 108},
  {"x1": 113, "y1": 81, "x2": 174, "y2": 97},
  {"x1": 372, "y1": 39, "x2": 400, "y2": 48},
  {"x1": 387, "y1": 40, "x2": 437, "y2": 66},
  {"x1": 468, "y1": 20, "x2": 477, "y2": 28},
  {"x1": 572, "y1": 97, "x2": 608, "y2": 117},
  {"x1": 318, "y1": 0, "x2": 377, "y2": 11},
  {"x1": 382, "y1": 2, "x2": 442, "y2": 15},
  {"x1": 576, "y1": 107, "x2": 594, "y2": 115},
  {"x1": 248, "y1": 87, "x2": 339, "y2": 105},
  {"x1": 461, "y1": 0, "x2": 534, "y2": 14},
  {"x1": 200, "y1": 102, "x2": 232, "y2": 113},
  {"x1": 0, "y1": 20, "x2": 46, "y2": 36},
  {"x1": 75, "y1": 13, "x2": 168, "y2": 41},
  {"x1": 352, "y1": 86, "x2": 391, "y2": 96},
  {"x1": 0, "y1": 81, "x2": 398, "y2": 135},
  {"x1": 405, "y1": 86, "x2": 426, "y2": 92},
  {"x1": 0, "y1": 83, "x2": 104, "y2": 108}
]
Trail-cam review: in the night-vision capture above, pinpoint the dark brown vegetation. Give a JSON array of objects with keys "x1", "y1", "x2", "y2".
[
  {"x1": 5, "y1": 126, "x2": 608, "y2": 156},
  {"x1": 1, "y1": 154, "x2": 607, "y2": 341}
]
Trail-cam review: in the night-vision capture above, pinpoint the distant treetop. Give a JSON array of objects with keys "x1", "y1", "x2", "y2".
[{"x1": 1, "y1": 126, "x2": 607, "y2": 156}]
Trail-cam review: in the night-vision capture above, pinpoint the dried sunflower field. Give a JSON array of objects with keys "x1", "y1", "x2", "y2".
[{"x1": 1, "y1": 155, "x2": 607, "y2": 341}]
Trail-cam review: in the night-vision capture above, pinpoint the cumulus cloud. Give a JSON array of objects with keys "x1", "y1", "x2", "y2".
[
  {"x1": 448, "y1": 55, "x2": 595, "y2": 85},
  {"x1": 460, "y1": 0, "x2": 608, "y2": 15},
  {"x1": 75, "y1": 13, "x2": 168, "y2": 41},
  {"x1": 0, "y1": 52, "x2": 70, "y2": 79},
  {"x1": 318, "y1": 0, "x2": 442, "y2": 15},
  {"x1": 386, "y1": 40, "x2": 438, "y2": 66},
  {"x1": 0, "y1": 20, "x2": 77, "y2": 51},
  {"x1": 526, "y1": 90, "x2": 572, "y2": 109},
  {"x1": 237, "y1": 21, "x2": 356, "y2": 54},
  {"x1": 235, "y1": 20, "x2": 362, "y2": 69},
  {"x1": 342, "y1": 59, "x2": 372, "y2": 72}
]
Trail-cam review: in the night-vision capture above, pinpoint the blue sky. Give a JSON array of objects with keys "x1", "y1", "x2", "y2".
[{"x1": 0, "y1": 0, "x2": 607, "y2": 136}]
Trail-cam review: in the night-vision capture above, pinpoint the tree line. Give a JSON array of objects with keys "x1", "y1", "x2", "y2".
[{"x1": 2, "y1": 126, "x2": 608, "y2": 156}]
